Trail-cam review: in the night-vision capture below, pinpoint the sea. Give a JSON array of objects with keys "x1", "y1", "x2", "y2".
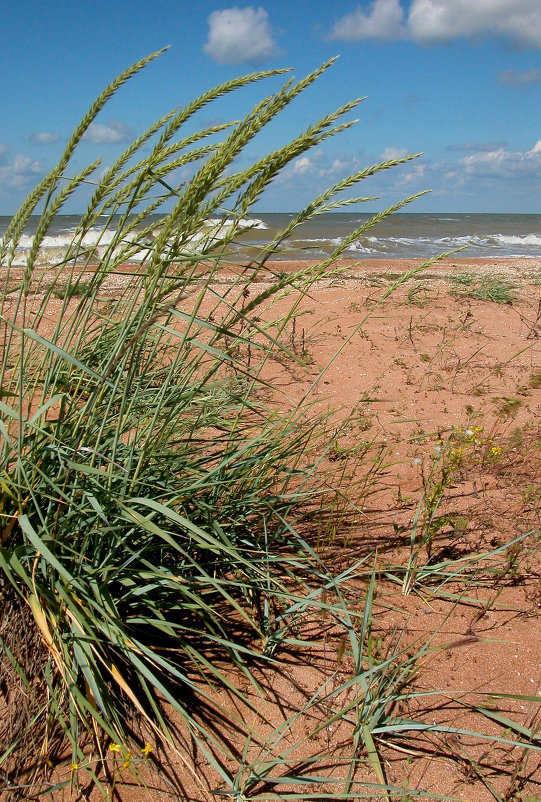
[{"x1": 1, "y1": 212, "x2": 540, "y2": 266}]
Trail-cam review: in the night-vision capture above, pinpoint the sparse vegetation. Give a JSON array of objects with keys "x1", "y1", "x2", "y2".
[
  {"x1": 529, "y1": 369, "x2": 541, "y2": 389},
  {"x1": 449, "y1": 272, "x2": 520, "y2": 304},
  {"x1": 51, "y1": 277, "x2": 93, "y2": 299},
  {"x1": 495, "y1": 395, "x2": 523, "y2": 418},
  {"x1": 405, "y1": 279, "x2": 434, "y2": 306}
]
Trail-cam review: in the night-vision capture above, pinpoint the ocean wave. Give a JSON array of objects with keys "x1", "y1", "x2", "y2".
[
  {"x1": 347, "y1": 233, "x2": 541, "y2": 254},
  {"x1": 6, "y1": 216, "x2": 270, "y2": 266},
  {"x1": 206, "y1": 217, "x2": 268, "y2": 231},
  {"x1": 16, "y1": 229, "x2": 118, "y2": 252},
  {"x1": 14, "y1": 217, "x2": 268, "y2": 252},
  {"x1": 495, "y1": 234, "x2": 541, "y2": 247},
  {"x1": 440, "y1": 233, "x2": 541, "y2": 250},
  {"x1": 288, "y1": 236, "x2": 343, "y2": 247},
  {"x1": 3, "y1": 214, "x2": 539, "y2": 265}
]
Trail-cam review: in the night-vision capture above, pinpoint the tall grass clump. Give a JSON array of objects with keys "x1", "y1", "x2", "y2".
[{"x1": 0, "y1": 50, "x2": 477, "y2": 798}]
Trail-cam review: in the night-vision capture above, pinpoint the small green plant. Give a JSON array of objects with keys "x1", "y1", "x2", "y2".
[
  {"x1": 522, "y1": 483, "x2": 541, "y2": 505},
  {"x1": 529, "y1": 369, "x2": 541, "y2": 389},
  {"x1": 450, "y1": 272, "x2": 476, "y2": 286},
  {"x1": 450, "y1": 273, "x2": 519, "y2": 304},
  {"x1": 402, "y1": 437, "x2": 459, "y2": 589},
  {"x1": 471, "y1": 384, "x2": 489, "y2": 396},
  {"x1": 51, "y1": 277, "x2": 92, "y2": 299},
  {"x1": 405, "y1": 279, "x2": 433, "y2": 306},
  {"x1": 354, "y1": 405, "x2": 373, "y2": 432},
  {"x1": 299, "y1": 349, "x2": 315, "y2": 365},
  {"x1": 505, "y1": 541, "x2": 524, "y2": 578},
  {"x1": 402, "y1": 422, "x2": 509, "y2": 591},
  {"x1": 448, "y1": 423, "x2": 508, "y2": 467},
  {"x1": 495, "y1": 395, "x2": 523, "y2": 418},
  {"x1": 328, "y1": 438, "x2": 371, "y2": 461}
]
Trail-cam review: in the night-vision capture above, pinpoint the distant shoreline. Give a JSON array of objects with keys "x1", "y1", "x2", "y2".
[
  {"x1": 6, "y1": 256, "x2": 540, "y2": 300},
  {"x1": 128, "y1": 255, "x2": 541, "y2": 282},
  {"x1": 245, "y1": 256, "x2": 541, "y2": 280},
  {"x1": 3, "y1": 212, "x2": 540, "y2": 264}
]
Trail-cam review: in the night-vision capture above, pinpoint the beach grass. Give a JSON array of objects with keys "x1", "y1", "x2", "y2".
[{"x1": 0, "y1": 51, "x2": 424, "y2": 798}]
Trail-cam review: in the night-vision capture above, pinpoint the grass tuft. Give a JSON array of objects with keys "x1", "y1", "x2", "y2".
[
  {"x1": 0, "y1": 51, "x2": 428, "y2": 799},
  {"x1": 449, "y1": 273, "x2": 520, "y2": 304}
]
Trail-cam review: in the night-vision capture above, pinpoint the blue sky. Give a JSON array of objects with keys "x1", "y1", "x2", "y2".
[{"x1": 1, "y1": 0, "x2": 541, "y2": 215}]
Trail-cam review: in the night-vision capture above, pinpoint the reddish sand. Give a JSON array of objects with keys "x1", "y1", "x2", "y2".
[{"x1": 9, "y1": 257, "x2": 541, "y2": 801}]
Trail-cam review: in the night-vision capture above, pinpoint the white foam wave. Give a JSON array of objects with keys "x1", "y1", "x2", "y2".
[
  {"x1": 8, "y1": 216, "x2": 271, "y2": 266},
  {"x1": 290, "y1": 237, "x2": 343, "y2": 246},
  {"x1": 282, "y1": 230, "x2": 541, "y2": 257},
  {"x1": 437, "y1": 233, "x2": 541, "y2": 249},
  {"x1": 5, "y1": 217, "x2": 540, "y2": 266},
  {"x1": 496, "y1": 234, "x2": 541, "y2": 247},
  {"x1": 15, "y1": 228, "x2": 122, "y2": 253},
  {"x1": 357, "y1": 233, "x2": 541, "y2": 252},
  {"x1": 205, "y1": 216, "x2": 268, "y2": 231}
]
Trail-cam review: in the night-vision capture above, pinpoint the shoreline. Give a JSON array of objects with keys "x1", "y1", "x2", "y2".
[
  {"x1": 4, "y1": 256, "x2": 540, "y2": 305},
  {"x1": 257, "y1": 255, "x2": 541, "y2": 282},
  {"x1": 123, "y1": 254, "x2": 541, "y2": 281}
]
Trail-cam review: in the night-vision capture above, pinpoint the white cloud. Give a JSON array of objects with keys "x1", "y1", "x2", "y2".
[
  {"x1": 402, "y1": 162, "x2": 426, "y2": 182},
  {"x1": 329, "y1": 0, "x2": 405, "y2": 41},
  {"x1": 29, "y1": 132, "x2": 60, "y2": 145},
  {"x1": 380, "y1": 146, "x2": 410, "y2": 161},
  {"x1": 330, "y1": 0, "x2": 541, "y2": 48},
  {"x1": 255, "y1": 135, "x2": 541, "y2": 212},
  {"x1": 84, "y1": 119, "x2": 133, "y2": 144},
  {"x1": 498, "y1": 68, "x2": 541, "y2": 87},
  {"x1": 408, "y1": 0, "x2": 541, "y2": 47},
  {"x1": 446, "y1": 140, "x2": 508, "y2": 152},
  {"x1": 458, "y1": 140, "x2": 541, "y2": 179},
  {"x1": 331, "y1": 155, "x2": 356, "y2": 172},
  {"x1": 204, "y1": 7, "x2": 280, "y2": 65},
  {"x1": 0, "y1": 153, "x2": 43, "y2": 193},
  {"x1": 293, "y1": 156, "x2": 313, "y2": 174},
  {"x1": 384, "y1": 141, "x2": 541, "y2": 205}
]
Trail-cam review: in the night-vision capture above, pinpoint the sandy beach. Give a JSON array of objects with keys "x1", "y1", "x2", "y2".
[
  {"x1": 246, "y1": 255, "x2": 541, "y2": 801},
  {"x1": 5, "y1": 254, "x2": 541, "y2": 800},
  {"x1": 112, "y1": 255, "x2": 541, "y2": 800},
  {"x1": 185, "y1": 255, "x2": 541, "y2": 801}
]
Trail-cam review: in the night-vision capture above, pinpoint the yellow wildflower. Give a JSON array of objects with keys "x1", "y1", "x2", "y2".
[
  {"x1": 109, "y1": 743, "x2": 121, "y2": 753},
  {"x1": 141, "y1": 743, "x2": 152, "y2": 758}
]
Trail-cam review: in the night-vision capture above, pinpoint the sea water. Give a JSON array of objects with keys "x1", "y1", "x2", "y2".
[{"x1": 1, "y1": 212, "x2": 540, "y2": 266}]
